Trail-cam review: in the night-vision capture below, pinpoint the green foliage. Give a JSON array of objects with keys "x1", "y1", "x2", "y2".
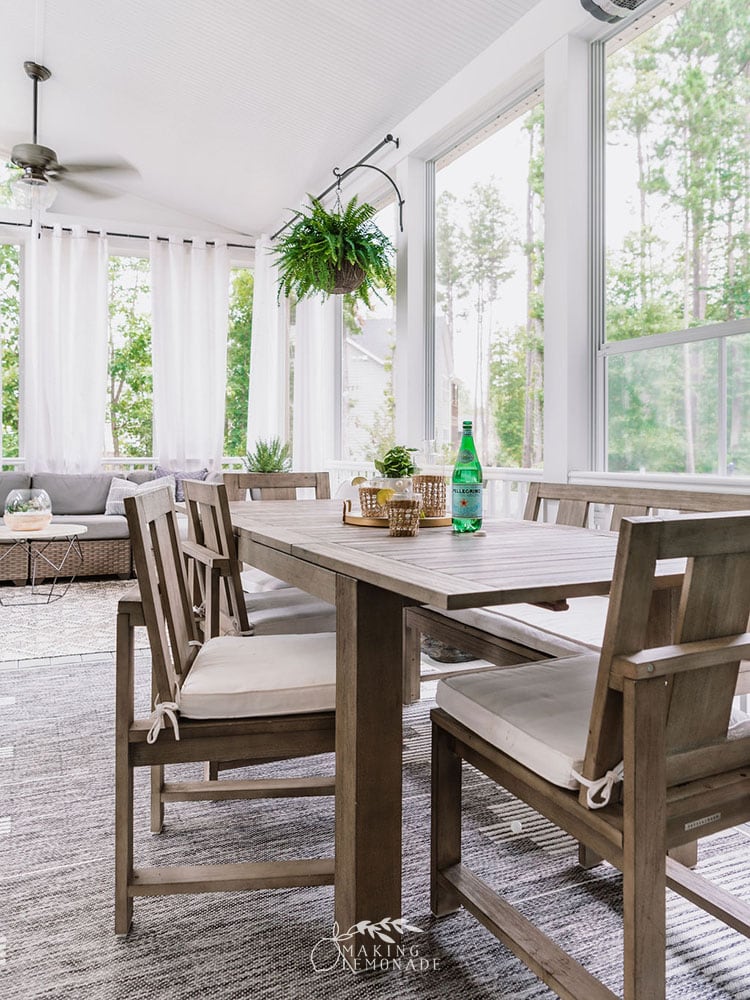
[
  {"x1": 374, "y1": 445, "x2": 418, "y2": 478},
  {"x1": 224, "y1": 268, "x2": 253, "y2": 456},
  {"x1": 244, "y1": 437, "x2": 292, "y2": 473},
  {"x1": 0, "y1": 243, "x2": 20, "y2": 459},
  {"x1": 604, "y1": 0, "x2": 750, "y2": 473},
  {"x1": 275, "y1": 196, "x2": 395, "y2": 308},
  {"x1": 107, "y1": 256, "x2": 153, "y2": 457}
]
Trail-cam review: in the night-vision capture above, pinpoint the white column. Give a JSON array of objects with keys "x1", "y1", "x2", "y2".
[
  {"x1": 543, "y1": 34, "x2": 591, "y2": 482},
  {"x1": 394, "y1": 156, "x2": 428, "y2": 448}
]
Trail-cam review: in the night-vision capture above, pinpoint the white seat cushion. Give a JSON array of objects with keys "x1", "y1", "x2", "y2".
[
  {"x1": 179, "y1": 633, "x2": 336, "y2": 719},
  {"x1": 438, "y1": 595, "x2": 609, "y2": 656},
  {"x1": 436, "y1": 653, "x2": 599, "y2": 788},
  {"x1": 244, "y1": 588, "x2": 336, "y2": 636}
]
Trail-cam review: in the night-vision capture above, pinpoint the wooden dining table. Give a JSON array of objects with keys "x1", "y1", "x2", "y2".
[{"x1": 228, "y1": 498, "x2": 686, "y2": 943}]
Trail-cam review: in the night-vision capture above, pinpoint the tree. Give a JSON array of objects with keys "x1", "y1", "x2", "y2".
[
  {"x1": 462, "y1": 181, "x2": 516, "y2": 456},
  {"x1": 605, "y1": 0, "x2": 750, "y2": 473},
  {"x1": 224, "y1": 268, "x2": 254, "y2": 456},
  {"x1": 107, "y1": 256, "x2": 153, "y2": 457},
  {"x1": 0, "y1": 243, "x2": 20, "y2": 462}
]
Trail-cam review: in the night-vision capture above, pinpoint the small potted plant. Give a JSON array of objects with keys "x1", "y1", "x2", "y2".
[
  {"x1": 275, "y1": 195, "x2": 395, "y2": 308},
  {"x1": 360, "y1": 445, "x2": 418, "y2": 517},
  {"x1": 244, "y1": 437, "x2": 292, "y2": 473}
]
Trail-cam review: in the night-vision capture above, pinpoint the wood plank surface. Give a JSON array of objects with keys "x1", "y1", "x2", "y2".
[{"x1": 231, "y1": 500, "x2": 685, "y2": 609}]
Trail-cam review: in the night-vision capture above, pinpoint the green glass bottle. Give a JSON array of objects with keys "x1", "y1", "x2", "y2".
[{"x1": 452, "y1": 420, "x2": 483, "y2": 533}]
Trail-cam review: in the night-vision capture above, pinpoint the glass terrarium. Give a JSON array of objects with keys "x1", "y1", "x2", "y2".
[{"x1": 3, "y1": 488, "x2": 52, "y2": 531}]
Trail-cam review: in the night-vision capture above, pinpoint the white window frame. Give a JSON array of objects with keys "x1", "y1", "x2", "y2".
[{"x1": 591, "y1": 0, "x2": 749, "y2": 477}]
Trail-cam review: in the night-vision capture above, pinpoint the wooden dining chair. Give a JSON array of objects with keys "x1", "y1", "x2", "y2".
[
  {"x1": 431, "y1": 510, "x2": 750, "y2": 999},
  {"x1": 405, "y1": 482, "x2": 750, "y2": 703},
  {"x1": 223, "y1": 470, "x2": 331, "y2": 502},
  {"x1": 221, "y1": 471, "x2": 336, "y2": 636},
  {"x1": 115, "y1": 485, "x2": 337, "y2": 936}
]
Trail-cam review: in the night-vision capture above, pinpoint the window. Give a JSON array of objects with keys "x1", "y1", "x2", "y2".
[
  {"x1": 341, "y1": 202, "x2": 397, "y2": 461},
  {"x1": 106, "y1": 255, "x2": 153, "y2": 458},
  {"x1": 224, "y1": 267, "x2": 254, "y2": 458},
  {"x1": 603, "y1": 1, "x2": 750, "y2": 473},
  {"x1": 0, "y1": 162, "x2": 17, "y2": 210},
  {"x1": 433, "y1": 96, "x2": 544, "y2": 467},
  {"x1": 0, "y1": 242, "x2": 20, "y2": 466}
]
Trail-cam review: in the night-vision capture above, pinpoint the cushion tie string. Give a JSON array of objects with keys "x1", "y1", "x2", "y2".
[
  {"x1": 146, "y1": 697, "x2": 181, "y2": 744},
  {"x1": 227, "y1": 618, "x2": 253, "y2": 637},
  {"x1": 571, "y1": 761, "x2": 624, "y2": 809},
  {"x1": 188, "y1": 640, "x2": 203, "y2": 648}
]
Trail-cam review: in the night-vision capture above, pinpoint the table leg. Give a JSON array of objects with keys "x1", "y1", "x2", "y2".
[
  {"x1": 334, "y1": 575, "x2": 406, "y2": 960},
  {"x1": 114, "y1": 606, "x2": 135, "y2": 935}
]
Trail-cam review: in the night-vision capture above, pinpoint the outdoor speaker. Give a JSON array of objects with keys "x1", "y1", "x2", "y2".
[{"x1": 580, "y1": 0, "x2": 650, "y2": 22}]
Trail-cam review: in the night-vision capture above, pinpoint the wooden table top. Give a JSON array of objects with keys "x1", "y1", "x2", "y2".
[{"x1": 230, "y1": 500, "x2": 686, "y2": 611}]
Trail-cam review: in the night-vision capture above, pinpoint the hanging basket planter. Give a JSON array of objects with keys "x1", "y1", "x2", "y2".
[
  {"x1": 330, "y1": 261, "x2": 366, "y2": 295},
  {"x1": 274, "y1": 195, "x2": 395, "y2": 308}
]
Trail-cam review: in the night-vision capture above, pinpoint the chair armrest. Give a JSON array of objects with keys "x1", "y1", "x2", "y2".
[
  {"x1": 181, "y1": 539, "x2": 231, "y2": 574},
  {"x1": 611, "y1": 634, "x2": 750, "y2": 683}
]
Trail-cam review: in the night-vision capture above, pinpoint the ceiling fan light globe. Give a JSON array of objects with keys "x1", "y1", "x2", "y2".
[{"x1": 10, "y1": 173, "x2": 57, "y2": 212}]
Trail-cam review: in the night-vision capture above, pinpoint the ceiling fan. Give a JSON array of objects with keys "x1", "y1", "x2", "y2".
[{"x1": 8, "y1": 60, "x2": 137, "y2": 211}]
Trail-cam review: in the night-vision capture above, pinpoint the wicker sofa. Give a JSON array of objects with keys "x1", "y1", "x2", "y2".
[{"x1": 0, "y1": 470, "x2": 178, "y2": 584}]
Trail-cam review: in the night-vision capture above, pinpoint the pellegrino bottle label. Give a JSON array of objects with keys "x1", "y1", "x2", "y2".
[{"x1": 452, "y1": 483, "x2": 482, "y2": 518}]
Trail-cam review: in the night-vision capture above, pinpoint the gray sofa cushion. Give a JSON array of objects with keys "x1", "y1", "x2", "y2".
[
  {"x1": 127, "y1": 470, "x2": 157, "y2": 485},
  {"x1": 51, "y1": 514, "x2": 130, "y2": 540},
  {"x1": 32, "y1": 473, "x2": 114, "y2": 515},
  {"x1": 0, "y1": 472, "x2": 32, "y2": 508}
]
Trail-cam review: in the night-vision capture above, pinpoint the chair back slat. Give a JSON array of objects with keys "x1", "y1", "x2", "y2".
[
  {"x1": 125, "y1": 487, "x2": 199, "y2": 700},
  {"x1": 666, "y1": 551, "x2": 750, "y2": 751},
  {"x1": 581, "y1": 512, "x2": 750, "y2": 800},
  {"x1": 223, "y1": 471, "x2": 331, "y2": 502},
  {"x1": 183, "y1": 479, "x2": 250, "y2": 636},
  {"x1": 608, "y1": 504, "x2": 650, "y2": 531},
  {"x1": 582, "y1": 518, "x2": 663, "y2": 782},
  {"x1": 555, "y1": 499, "x2": 590, "y2": 527}
]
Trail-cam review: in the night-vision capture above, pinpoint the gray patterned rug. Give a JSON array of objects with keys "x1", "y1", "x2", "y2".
[
  {"x1": 0, "y1": 579, "x2": 149, "y2": 663},
  {"x1": 1, "y1": 656, "x2": 749, "y2": 1000}
]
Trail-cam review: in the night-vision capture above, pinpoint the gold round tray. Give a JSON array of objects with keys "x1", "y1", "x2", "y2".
[{"x1": 342, "y1": 499, "x2": 451, "y2": 528}]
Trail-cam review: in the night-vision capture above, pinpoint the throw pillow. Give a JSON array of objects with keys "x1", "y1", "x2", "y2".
[
  {"x1": 154, "y1": 465, "x2": 209, "y2": 503},
  {"x1": 105, "y1": 475, "x2": 176, "y2": 516}
]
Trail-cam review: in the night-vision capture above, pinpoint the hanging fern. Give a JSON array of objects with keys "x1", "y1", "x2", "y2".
[{"x1": 274, "y1": 195, "x2": 395, "y2": 308}]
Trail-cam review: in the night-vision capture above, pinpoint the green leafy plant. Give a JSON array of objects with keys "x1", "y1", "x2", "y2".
[
  {"x1": 275, "y1": 195, "x2": 395, "y2": 308},
  {"x1": 374, "y1": 445, "x2": 418, "y2": 478},
  {"x1": 244, "y1": 437, "x2": 292, "y2": 473}
]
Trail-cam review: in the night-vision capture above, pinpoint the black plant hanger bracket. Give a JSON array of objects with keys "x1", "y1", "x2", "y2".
[{"x1": 272, "y1": 134, "x2": 405, "y2": 239}]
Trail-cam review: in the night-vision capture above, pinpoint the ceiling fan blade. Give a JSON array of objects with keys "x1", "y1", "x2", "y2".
[
  {"x1": 51, "y1": 157, "x2": 139, "y2": 177},
  {"x1": 55, "y1": 174, "x2": 119, "y2": 199}
]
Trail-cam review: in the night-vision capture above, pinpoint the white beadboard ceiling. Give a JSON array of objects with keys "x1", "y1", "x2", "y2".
[{"x1": 1, "y1": 0, "x2": 544, "y2": 237}]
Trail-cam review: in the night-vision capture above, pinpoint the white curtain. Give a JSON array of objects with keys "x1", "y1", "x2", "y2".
[
  {"x1": 293, "y1": 294, "x2": 337, "y2": 472},
  {"x1": 246, "y1": 235, "x2": 287, "y2": 450},
  {"x1": 23, "y1": 224, "x2": 109, "y2": 473},
  {"x1": 151, "y1": 236, "x2": 230, "y2": 470}
]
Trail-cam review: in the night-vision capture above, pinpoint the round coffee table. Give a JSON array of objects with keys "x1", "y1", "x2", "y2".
[{"x1": 0, "y1": 523, "x2": 88, "y2": 605}]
